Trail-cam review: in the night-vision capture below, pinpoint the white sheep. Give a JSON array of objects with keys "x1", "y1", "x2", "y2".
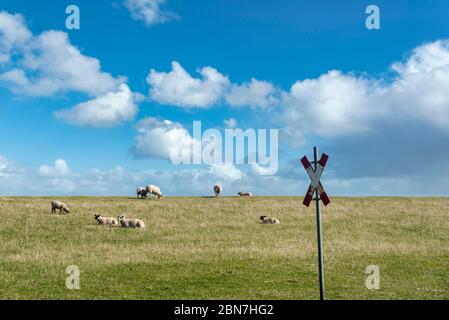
[
  {"x1": 260, "y1": 215, "x2": 280, "y2": 224},
  {"x1": 51, "y1": 200, "x2": 70, "y2": 214},
  {"x1": 146, "y1": 184, "x2": 162, "y2": 199},
  {"x1": 136, "y1": 187, "x2": 148, "y2": 199},
  {"x1": 238, "y1": 192, "x2": 253, "y2": 197},
  {"x1": 117, "y1": 214, "x2": 145, "y2": 228},
  {"x1": 94, "y1": 214, "x2": 118, "y2": 226},
  {"x1": 214, "y1": 184, "x2": 222, "y2": 197}
]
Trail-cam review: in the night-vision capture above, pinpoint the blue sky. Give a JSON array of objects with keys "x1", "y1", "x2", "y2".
[{"x1": 1, "y1": 0, "x2": 449, "y2": 196}]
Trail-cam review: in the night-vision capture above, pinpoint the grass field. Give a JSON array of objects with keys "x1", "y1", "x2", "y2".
[{"x1": 0, "y1": 196, "x2": 448, "y2": 300}]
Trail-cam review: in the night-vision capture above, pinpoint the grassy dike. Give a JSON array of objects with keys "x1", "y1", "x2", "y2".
[{"x1": 0, "y1": 196, "x2": 448, "y2": 299}]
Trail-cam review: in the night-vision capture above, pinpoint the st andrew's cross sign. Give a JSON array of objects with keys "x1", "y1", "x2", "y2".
[
  {"x1": 300, "y1": 147, "x2": 330, "y2": 300},
  {"x1": 300, "y1": 153, "x2": 330, "y2": 207}
]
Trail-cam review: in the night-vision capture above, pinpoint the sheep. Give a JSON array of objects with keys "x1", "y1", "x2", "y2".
[
  {"x1": 260, "y1": 216, "x2": 280, "y2": 224},
  {"x1": 136, "y1": 187, "x2": 148, "y2": 199},
  {"x1": 214, "y1": 184, "x2": 222, "y2": 197},
  {"x1": 51, "y1": 200, "x2": 70, "y2": 214},
  {"x1": 146, "y1": 184, "x2": 162, "y2": 199},
  {"x1": 94, "y1": 214, "x2": 118, "y2": 226},
  {"x1": 117, "y1": 214, "x2": 145, "y2": 228},
  {"x1": 238, "y1": 192, "x2": 253, "y2": 197}
]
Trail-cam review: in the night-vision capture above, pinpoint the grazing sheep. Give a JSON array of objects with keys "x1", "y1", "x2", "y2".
[
  {"x1": 214, "y1": 184, "x2": 222, "y2": 197},
  {"x1": 51, "y1": 200, "x2": 70, "y2": 214},
  {"x1": 94, "y1": 214, "x2": 118, "y2": 226},
  {"x1": 146, "y1": 184, "x2": 162, "y2": 199},
  {"x1": 260, "y1": 216, "x2": 280, "y2": 224},
  {"x1": 117, "y1": 214, "x2": 145, "y2": 228},
  {"x1": 238, "y1": 192, "x2": 253, "y2": 197},
  {"x1": 136, "y1": 187, "x2": 148, "y2": 199}
]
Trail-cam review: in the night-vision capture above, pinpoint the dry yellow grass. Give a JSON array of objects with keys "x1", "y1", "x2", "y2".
[{"x1": 0, "y1": 196, "x2": 448, "y2": 299}]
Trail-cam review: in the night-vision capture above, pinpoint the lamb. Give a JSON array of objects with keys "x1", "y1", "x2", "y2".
[
  {"x1": 238, "y1": 192, "x2": 253, "y2": 197},
  {"x1": 136, "y1": 187, "x2": 148, "y2": 199},
  {"x1": 146, "y1": 184, "x2": 162, "y2": 199},
  {"x1": 94, "y1": 214, "x2": 118, "y2": 226},
  {"x1": 260, "y1": 216, "x2": 280, "y2": 224},
  {"x1": 117, "y1": 214, "x2": 145, "y2": 228},
  {"x1": 51, "y1": 200, "x2": 70, "y2": 214},
  {"x1": 214, "y1": 184, "x2": 222, "y2": 197}
]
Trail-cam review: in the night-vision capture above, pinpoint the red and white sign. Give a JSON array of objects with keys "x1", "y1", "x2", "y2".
[{"x1": 301, "y1": 153, "x2": 330, "y2": 207}]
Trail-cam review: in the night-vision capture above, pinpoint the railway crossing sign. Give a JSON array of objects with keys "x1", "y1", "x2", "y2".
[
  {"x1": 301, "y1": 153, "x2": 331, "y2": 207},
  {"x1": 300, "y1": 147, "x2": 330, "y2": 301}
]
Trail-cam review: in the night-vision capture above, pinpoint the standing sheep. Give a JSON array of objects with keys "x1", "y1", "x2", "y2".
[
  {"x1": 51, "y1": 200, "x2": 70, "y2": 214},
  {"x1": 260, "y1": 216, "x2": 280, "y2": 224},
  {"x1": 238, "y1": 192, "x2": 253, "y2": 197},
  {"x1": 94, "y1": 214, "x2": 118, "y2": 226},
  {"x1": 214, "y1": 184, "x2": 222, "y2": 197},
  {"x1": 146, "y1": 185, "x2": 162, "y2": 199},
  {"x1": 136, "y1": 187, "x2": 148, "y2": 199},
  {"x1": 117, "y1": 214, "x2": 145, "y2": 228}
]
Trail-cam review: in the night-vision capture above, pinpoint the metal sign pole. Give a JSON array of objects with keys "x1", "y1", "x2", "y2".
[{"x1": 314, "y1": 146, "x2": 325, "y2": 300}]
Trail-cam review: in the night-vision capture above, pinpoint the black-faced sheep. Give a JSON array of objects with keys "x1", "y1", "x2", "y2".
[
  {"x1": 51, "y1": 200, "x2": 70, "y2": 214},
  {"x1": 214, "y1": 184, "x2": 222, "y2": 197},
  {"x1": 136, "y1": 187, "x2": 148, "y2": 199},
  {"x1": 260, "y1": 216, "x2": 280, "y2": 224},
  {"x1": 146, "y1": 185, "x2": 162, "y2": 199},
  {"x1": 94, "y1": 214, "x2": 118, "y2": 226},
  {"x1": 117, "y1": 214, "x2": 145, "y2": 228},
  {"x1": 238, "y1": 192, "x2": 253, "y2": 197}
]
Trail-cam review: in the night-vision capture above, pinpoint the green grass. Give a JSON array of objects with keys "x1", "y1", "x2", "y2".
[{"x1": 0, "y1": 196, "x2": 448, "y2": 300}]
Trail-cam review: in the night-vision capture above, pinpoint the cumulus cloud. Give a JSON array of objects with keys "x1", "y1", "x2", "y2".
[
  {"x1": 133, "y1": 117, "x2": 200, "y2": 160},
  {"x1": 0, "y1": 154, "x2": 24, "y2": 177},
  {"x1": 0, "y1": 11, "x2": 31, "y2": 63},
  {"x1": 38, "y1": 159, "x2": 70, "y2": 178},
  {"x1": 147, "y1": 62, "x2": 279, "y2": 110},
  {"x1": 147, "y1": 61, "x2": 230, "y2": 108},
  {"x1": 388, "y1": 40, "x2": 449, "y2": 129},
  {"x1": 225, "y1": 78, "x2": 279, "y2": 109},
  {"x1": 2, "y1": 152, "x2": 449, "y2": 196},
  {"x1": 280, "y1": 70, "x2": 383, "y2": 146},
  {"x1": 54, "y1": 84, "x2": 138, "y2": 127},
  {"x1": 0, "y1": 11, "x2": 138, "y2": 127},
  {"x1": 124, "y1": 0, "x2": 178, "y2": 27},
  {"x1": 0, "y1": 20, "x2": 124, "y2": 97},
  {"x1": 280, "y1": 40, "x2": 449, "y2": 145},
  {"x1": 0, "y1": 154, "x2": 248, "y2": 196},
  {"x1": 208, "y1": 163, "x2": 243, "y2": 182}
]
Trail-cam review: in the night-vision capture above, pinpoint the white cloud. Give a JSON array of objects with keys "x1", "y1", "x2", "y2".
[
  {"x1": 280, "y1": 70, "x2": 382, "y2": 145},
  {"x1": 280, "y1": 40, "x2": 449, "y2": 145},
  {"x1": 2, "y1": 152, "x2": 449, "y2": 196},
  {"x1": 124, "y1": 0, "x2": 178, "y2": 27},
  {"x1": 388, "y1": 40, "x2": 449, "y2": 129},
  {"x1": 223, "y1": 117, "x2": 237, "y2": 129},
  {"x1": 0, "y1": 11, "x2": 31, "y2": 63},
  {"x1": 147, "y1": 63, "x2": 279, "y2": 110},
  {"x1": 225, "y1": 78, "x2": 279, "y2": 109},
  {"x1": 0, "y1": 18, "x2": 124, "y2": 97},
  {"x1": 54, "y1": 84, "x2": 138, "y2": 127},
  {"x1": 147, "y1": 61, "x2": 230, "y2": 108},
  {"x1": 133, "y1": 117, "x2": 200, "y2": 159},
  {"x1": 250, "y1": 163, "x2": 278, "y2": 176},
  {"x1": 208, "y1": 163, "x2": 243, "y2": 183},
  {"x1": 0, "y1": 11, "x2": 138, "y2": 127},
  {"x1": 0, "y1": 154, "x2": 24, "y2": 178},
  {"x1": 0, "y1": 154, "x2": 247, "y2": 196},
  {"x1": 38, "y1": 159, "x2": 70, "y2": 178}
]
